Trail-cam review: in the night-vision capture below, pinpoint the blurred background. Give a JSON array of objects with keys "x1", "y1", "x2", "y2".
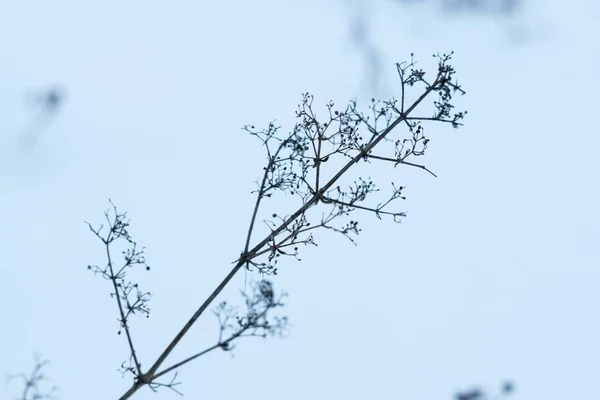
[{"x1": 1, "y1": 0, "x2": 599, "y2": 399}]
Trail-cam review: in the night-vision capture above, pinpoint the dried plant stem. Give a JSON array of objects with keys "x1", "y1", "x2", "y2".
[{"x1": 121, "y1": 72, "x2": 441, "y2": 400}]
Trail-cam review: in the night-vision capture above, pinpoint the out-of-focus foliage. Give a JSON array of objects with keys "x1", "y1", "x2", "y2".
[
  {"x1": 342, "y1": 0, "x2": 527, "y2": 93},
  {"x1": 455, "y1": 380, "x2": 515, "y2": 400},
  {"x1": 392, "y1": 0, "x2": 521, "y2": 15}
]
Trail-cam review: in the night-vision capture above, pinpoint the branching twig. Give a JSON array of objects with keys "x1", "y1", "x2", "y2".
[
  {"x1": 86, "y1": 200, "x2": 151, "y2": 378},
  {"x1": 94, "y1": 53, "x2": 467, "y2": 399},
  {"x1": 152, "y1": 280, "x2": 287, "y2": 381}
]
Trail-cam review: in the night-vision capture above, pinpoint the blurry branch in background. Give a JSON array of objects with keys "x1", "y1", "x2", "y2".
[
  {"x1": 19, "y1": 86, "x2": 66, "y2": 150},
  {"x1": 455, "y1": 380, "x2": 515, "y2": 400},
  {"x1": 343, "y1": 0, "x2": 383, "y2": 94},
  {"x1": 82, "y1": 52, "x2": 466, "y2": 399},
  {"x1": 394, "y1": 0, "x2": 521, "y2": 15},
  {"x1": 6, "y1": 354, "x2": 58, "y2": 400},
  {"x1": 342, "y1": 0, "x2": 525, "y2": 92},
  {"x1": 25, "y1": 87, "x2": 65, "y2": 112}
]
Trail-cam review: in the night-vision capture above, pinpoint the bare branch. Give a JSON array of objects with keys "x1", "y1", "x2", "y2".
[
  {"x1": 86, "y1": 200, "x2": 151, "y2": 378},
  {"x1": 152, "y1": 280, "x2": 287, "y2": 381},
  {"x1": 108, "y1": 53, "x2": 466, "y2": 399}
]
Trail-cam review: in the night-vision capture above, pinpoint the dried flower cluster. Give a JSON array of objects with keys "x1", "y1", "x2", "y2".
[{"x1": 239, "y1": 53, "x2": 465, "y2": 275}]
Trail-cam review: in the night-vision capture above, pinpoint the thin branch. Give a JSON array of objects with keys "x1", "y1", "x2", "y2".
[
  {"x1": 242, "y1": 136, "x2": 289, "y2": 262},
  {"x1": 87, "y1": 201, "x2": 150, "y2": 379},
  {"x1": 366, "y1": 154, "x2": 438, "y2": 177}
]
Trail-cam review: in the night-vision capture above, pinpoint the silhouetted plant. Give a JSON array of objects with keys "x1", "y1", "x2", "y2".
[
  {"x1": 110, "y1": 52, "x2": 464, "y2": 399},
  {"x1": 16, "y1": 52, "x2": 467, "y2": 399}
]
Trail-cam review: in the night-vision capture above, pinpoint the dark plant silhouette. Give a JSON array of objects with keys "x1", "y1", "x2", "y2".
[
  {"x1": 112, "y1": 52, "x2": 465, "y2": 399},
  {"x1": 15, "y1": 52, "x2": 467, "y2": 399}
]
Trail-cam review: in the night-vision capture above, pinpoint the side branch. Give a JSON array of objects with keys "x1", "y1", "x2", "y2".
[{"x1": 366, "y1": 154, "x2": 438, "y2": 177}]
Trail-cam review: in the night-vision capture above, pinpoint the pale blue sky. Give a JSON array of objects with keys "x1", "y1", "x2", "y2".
[{"x1": 1, "y1": 1, "x2": 599, "y2": 399}]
